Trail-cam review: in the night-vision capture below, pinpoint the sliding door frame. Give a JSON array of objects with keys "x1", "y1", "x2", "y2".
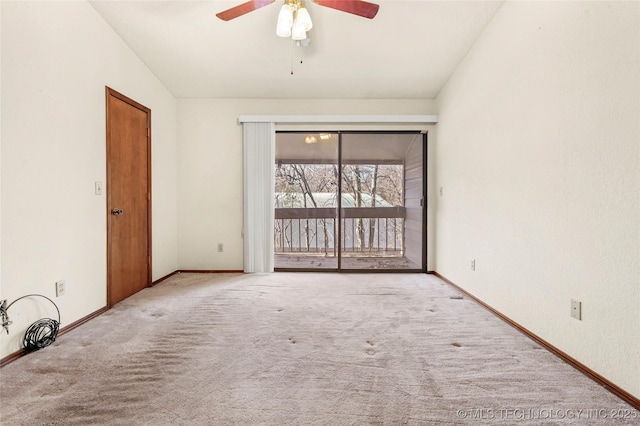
[
  {"x1": 337, "y1": 132, "x2": 343, "y2": 271},
  {"x1": 274, "y1": 130, "x2": 427, "y2": 273}
]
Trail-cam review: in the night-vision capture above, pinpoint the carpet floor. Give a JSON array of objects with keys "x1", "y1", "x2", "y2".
[{"x1": 0, "y1": 272, "x2": 636, "y2": 425}]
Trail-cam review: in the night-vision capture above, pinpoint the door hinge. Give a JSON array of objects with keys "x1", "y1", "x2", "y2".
[
  {"x1": 146, "y1": 127, "x2": 150, "y2": 137},
  {"x1": 148, "y1": 255, "x2": 151, "y2": 264}
]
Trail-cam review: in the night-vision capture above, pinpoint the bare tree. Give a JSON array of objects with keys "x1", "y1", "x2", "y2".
[
  {"x1": 342, "y1": 165, "x2": 367, "y2": 250},
  {"x1": 276, "y1": 163, "x2": 336, "y2": 254},
  {"x1": 276, "y1": 162, "x2": 404, "y2": 254},
  {"x1": 368, "y1": 165, "x2": 379, "y2": 250}
]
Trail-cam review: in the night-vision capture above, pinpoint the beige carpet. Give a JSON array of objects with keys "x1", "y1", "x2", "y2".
[{"x1": 0, "y1": 273, "x2": 636, "y2": 425}]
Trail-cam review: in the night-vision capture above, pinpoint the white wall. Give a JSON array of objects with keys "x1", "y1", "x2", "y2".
[
  {"x1": 177, "y1": 99, "x2": 436, "y2": 270},
  {"x1": 436, "y1": 1, "x2": 639, "y2": 398},
  {"x1": 0, "y1": 1, "x2": 178, "y2": 358}
]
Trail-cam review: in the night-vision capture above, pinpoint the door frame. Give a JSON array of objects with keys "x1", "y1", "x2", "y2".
[{"x1": 105, "y1": 87, "x2": 152, "y2": 307}]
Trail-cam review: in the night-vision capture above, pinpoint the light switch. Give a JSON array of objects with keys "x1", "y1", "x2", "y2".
[
  {"x1": 95, "y1": 181, "x2": 102, "y2": 195},
  {"x1": 571, "y1": 300, "x2": 582, "y2": 320}
]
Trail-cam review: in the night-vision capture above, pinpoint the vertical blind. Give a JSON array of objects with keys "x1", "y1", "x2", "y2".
[{"x1": 242, "y1": 122, "x2": 275, "y2": 273}]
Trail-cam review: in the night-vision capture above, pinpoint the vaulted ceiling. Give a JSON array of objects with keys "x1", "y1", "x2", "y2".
[{"x1": 90, "y1": 1, "x2": 503, "y2": 99}]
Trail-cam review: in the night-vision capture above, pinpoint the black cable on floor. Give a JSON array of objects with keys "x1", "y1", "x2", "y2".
[{"x1": 5, "y1": 294, "x2": 61, "y2": 352}]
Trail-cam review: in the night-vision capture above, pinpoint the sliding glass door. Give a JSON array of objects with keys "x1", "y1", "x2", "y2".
[
  {"x1": 274, "y1": 132, "x2": 425, "y2": 272},
  {"x1": 274, "y1": 133, "x2": 339, "y2": 269}
]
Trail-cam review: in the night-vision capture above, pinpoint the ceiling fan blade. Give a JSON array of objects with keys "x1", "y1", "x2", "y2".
[
  {"x1": 216, "y1": 0, "x2": 276, "y2": 21},
  {"x1": 313, "y1": 0, "x2": 379, "y2": 19}
]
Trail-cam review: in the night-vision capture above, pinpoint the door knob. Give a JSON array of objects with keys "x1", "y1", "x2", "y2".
[{"x1": 112, "y1": 209, "x2": 124, "y2": 215}]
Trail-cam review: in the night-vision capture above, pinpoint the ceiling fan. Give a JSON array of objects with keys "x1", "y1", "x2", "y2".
[{"x1": 216, "y1": 0, "x2": 379, "y2": 42}]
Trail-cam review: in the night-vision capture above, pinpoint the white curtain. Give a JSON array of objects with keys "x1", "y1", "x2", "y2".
[{"x1": 242, "y1": 122, "x2": 275, "y2": 273}]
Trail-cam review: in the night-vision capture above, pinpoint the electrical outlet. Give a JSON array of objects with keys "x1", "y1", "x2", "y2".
[
  {"x1": 217, "y1": 243, "x2": 224, "y2": 253},
  {"x1": 571, "y1": 299, "x2": 581, "y2": 320},
  {"x1": 55, "y1": 280, "x2": 65, "y2": 297},
  {"x1": 471, "y1": 259, "x2": 476, "y2": 271}
]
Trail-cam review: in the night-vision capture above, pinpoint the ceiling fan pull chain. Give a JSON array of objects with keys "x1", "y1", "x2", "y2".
[
  {"x1": 290, "y1": 39, "x2": 295, "y2": 75},
  {"x1": 289, "y1": 32, "x2": 307, "y2": 75}
]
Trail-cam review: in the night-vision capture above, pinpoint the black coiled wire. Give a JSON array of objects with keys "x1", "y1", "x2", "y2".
[{"x1": 5, "y1": 294, "x2": 61, "y2": 352}]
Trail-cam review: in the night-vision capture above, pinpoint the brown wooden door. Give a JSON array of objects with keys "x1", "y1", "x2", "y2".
[{"x1": 106, "y1": 87, "x2": 151, "y2": 307}]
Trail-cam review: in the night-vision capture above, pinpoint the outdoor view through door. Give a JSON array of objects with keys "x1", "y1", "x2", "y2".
[{"x1": 274, "y1": 132, "x2": 425, "y2": 272}]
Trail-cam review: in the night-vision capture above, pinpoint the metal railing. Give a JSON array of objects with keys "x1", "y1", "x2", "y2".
[{"x1": 274, "y1": 207, "x2": 405, "y2": 256}]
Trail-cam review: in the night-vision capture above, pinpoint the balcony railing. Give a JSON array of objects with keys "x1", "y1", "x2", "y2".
[{"x1": 274, "y1": 207, "x2": 405, "y2": 256}]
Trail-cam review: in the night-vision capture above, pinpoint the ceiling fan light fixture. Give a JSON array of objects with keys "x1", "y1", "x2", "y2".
[
  {"x1": 296, "y1": 7, "x2": 313, "y2": 31},
  {"x1": 291, "y1": 19, "x2": 308, "y2": 40},
  {"x1": 276, "y1": 4, "x2": 294, "y2": 37},
  {"x1": 295, "y1": 37, "x2": 311, "y2": 47},
  {"x1": 276, "y1": 0, "x2": 312, "y2": 41}
]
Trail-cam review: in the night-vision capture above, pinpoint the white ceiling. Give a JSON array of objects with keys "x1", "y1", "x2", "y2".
[{"x1": 89, "y1": 0, "x2": 503, "y2": 99}]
